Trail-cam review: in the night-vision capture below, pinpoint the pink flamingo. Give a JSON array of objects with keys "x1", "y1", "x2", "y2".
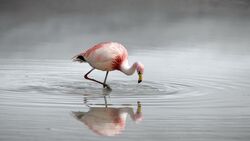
[{"x1": 73, "y1": 42, "x2": 144, "y2": 88}]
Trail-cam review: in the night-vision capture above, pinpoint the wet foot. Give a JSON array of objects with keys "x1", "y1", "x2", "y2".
[{"x1": 103, "y1": 84, "x2": 112, "y2": 90}]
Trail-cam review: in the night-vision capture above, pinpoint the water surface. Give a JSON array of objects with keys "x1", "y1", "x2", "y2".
[{"x1": 1, "y1": 46, "x2": 250, "y2": 141}]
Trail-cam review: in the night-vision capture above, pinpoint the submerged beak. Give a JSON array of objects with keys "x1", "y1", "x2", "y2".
[{"x1": 138, "y1": 72, "x2": 143, "y2": 83}]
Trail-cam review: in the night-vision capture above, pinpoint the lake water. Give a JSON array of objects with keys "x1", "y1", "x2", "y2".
[
  {"x1": 1, "y1": 45, "x2": 250, "y2": 141},
  {"x1": 0, "y1": 47, "x2": 250, "y2": 141},
  {"x1": 1, "y1": 0, "x2": 250, "y2": 140}
]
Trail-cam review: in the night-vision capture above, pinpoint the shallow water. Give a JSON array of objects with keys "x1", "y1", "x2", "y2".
[{"x1": 1, "y1": 46, "x2": 250, "y2": 141}]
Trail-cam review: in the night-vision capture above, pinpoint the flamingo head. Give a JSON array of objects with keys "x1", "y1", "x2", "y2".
[{"x1": 136, "y1": 62, "x2": 144, "y2": 83}]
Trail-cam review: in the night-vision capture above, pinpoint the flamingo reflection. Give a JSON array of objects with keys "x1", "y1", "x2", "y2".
[{"x1": 72, "y1": 95, "x2": 143, "y2": 136}]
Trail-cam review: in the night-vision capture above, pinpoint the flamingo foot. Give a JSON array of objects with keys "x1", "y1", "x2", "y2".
[{"x1": 103, "y1": 84, "x2": 112, "y2": 90}]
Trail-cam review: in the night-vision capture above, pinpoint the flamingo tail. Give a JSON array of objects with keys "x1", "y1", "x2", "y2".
[{"x1": 72, "y1": 54, "x2": 86, "y2": 63}]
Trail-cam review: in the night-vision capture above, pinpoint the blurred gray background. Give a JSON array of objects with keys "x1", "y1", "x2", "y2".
[
  {"x1": 1, "y1": 1, "x2": 250, "y2": 141},
  {"x1": 1, "y1": 0, "x2": 250, "y2": 59}
]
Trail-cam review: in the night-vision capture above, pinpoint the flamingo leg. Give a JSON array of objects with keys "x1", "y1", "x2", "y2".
[
  {"x1": 103, "y1": 71, "x2": 109, "y2": 88},
  {"x1": 84, "y1": 68, "x2": 110, "y2": 89},
  {"x1": 84, "y1": 68, "x2": 105, "y2": 86}
]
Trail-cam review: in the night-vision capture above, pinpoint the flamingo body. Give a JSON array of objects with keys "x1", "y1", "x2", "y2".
[
  {"x1": 82, "y1": 42, "x2": 128, "y2": 71},
  {"x1": 73, "y1": 41, "x2": 144, "y2": 88}
]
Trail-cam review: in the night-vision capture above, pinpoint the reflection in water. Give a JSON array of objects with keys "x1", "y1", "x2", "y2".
[{"x1": 72, "y1": 90, "x2": 143, "y2": 136}]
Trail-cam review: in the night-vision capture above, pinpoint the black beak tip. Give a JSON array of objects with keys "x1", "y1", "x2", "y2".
[{"x1": 138, "y1": 80, "x2": 142, "y2": 83}]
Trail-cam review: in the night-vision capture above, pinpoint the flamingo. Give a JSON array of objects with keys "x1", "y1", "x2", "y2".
[{"x1": 73, "y1": 42, "x2": 144, "y2": 88}]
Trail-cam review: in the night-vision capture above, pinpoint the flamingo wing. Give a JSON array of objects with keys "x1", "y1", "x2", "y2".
[{"x1": 83, "y1": 42, "x2": 128, "y2": 71}]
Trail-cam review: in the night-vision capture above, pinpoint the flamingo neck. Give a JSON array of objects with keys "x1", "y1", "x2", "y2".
[{"x1": 120, "y1": 61, "x2": 137, "y2": 75}]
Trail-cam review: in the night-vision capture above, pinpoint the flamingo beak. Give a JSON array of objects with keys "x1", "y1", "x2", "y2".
[{"x1": 138, "y1": 72, "x2": 143, "y2": 83}]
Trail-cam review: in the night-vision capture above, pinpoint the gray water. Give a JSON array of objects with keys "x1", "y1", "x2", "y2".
[
  {"x1": 1, "y1": 46, "x2": 250, "y2": 140},
  {"x1": 1, "y1": 0, "x2": 250, "y2": 140}
]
